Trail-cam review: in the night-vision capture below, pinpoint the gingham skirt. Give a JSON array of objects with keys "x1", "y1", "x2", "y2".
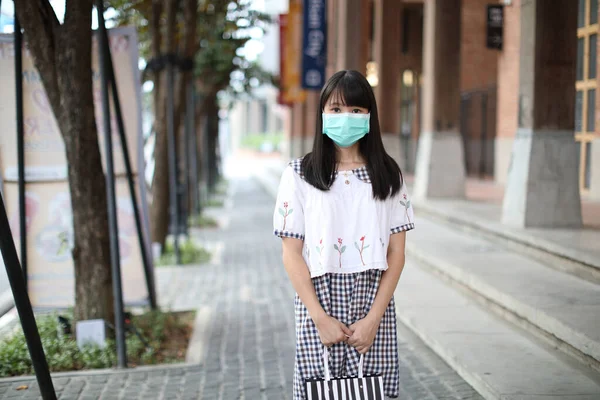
[{"x1": 293, "y1": 269, "x2": 399, "y2": 400}]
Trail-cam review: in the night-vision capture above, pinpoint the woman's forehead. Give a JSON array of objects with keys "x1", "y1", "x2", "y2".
[
  {"x1": 325, "y1": 89, "x2": 347, "y2": 105},
  {"x1": 325, "y1": 85, "x2": 369, "y2": 107}
]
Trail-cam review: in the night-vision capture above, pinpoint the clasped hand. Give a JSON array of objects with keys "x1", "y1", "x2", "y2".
[{"x1": 314, "y1": 314, "x2": 379, "y2": 354}]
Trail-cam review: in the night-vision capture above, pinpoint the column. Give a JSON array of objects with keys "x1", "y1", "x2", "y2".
[
  {"x1": 373, "y1": 0, "x2": 403, "y2": 134},
  {"x1": 335, "y1": 0, "x2": 369, "y2": 72},
  {"x1": 373, "y1": 0, "x2": 404, "y2": 165},
  {"x1": 413, "y1": 0, "x2": 465, "y2": 199},
  {"x1": 501, "y1": 0, "x2": 582, "y2": 228},
  {"x1": 291, "y1": 102, "x2": 305, "y2": 159},
  {"x1": 495, "y1": 0, "x2": 521, "y2": 185},
  {"x1": 303, "y1": 91, "x2": 319, "y2": 154}
]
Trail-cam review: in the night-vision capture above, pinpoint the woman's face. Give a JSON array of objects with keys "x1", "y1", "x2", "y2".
[{"x1": 323, "y1": 96, "x2": 369, "y2": 115}]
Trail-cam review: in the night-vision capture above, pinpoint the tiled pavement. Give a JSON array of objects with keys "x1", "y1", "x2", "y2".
[{"x1": 0, "y1": 176, "x2": 482, "y2": 400}]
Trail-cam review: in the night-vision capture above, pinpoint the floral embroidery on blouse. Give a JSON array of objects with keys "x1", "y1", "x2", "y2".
[
  {"x1": 278, "y1": 201, "x2": 293, "y2": 231},
  {"x1": 354, "y1": 236, "x2": 370, "y2": 266},
  {"x1": 399, "y1": 194, "x2": 412, "y2": 224},
  {"x1": 315, "y1": 239, "x2": 324, "y2": 266},
  {"x1": 333, "y1": 238, "x2": 346, "y2": 268}
]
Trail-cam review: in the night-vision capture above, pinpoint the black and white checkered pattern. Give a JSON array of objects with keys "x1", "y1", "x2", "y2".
[
  {"x1": 274, "y1": 229, "x2": 305, "y2": 240},
  {"x1": 347, "y1": 166, "x2": 371, "y2": 183},
  {"x1": 390, "y1": 223, "x2": 415, "y2": 234},
  {"x1": 293, "y1": 270, "x2": 399, "y2": 400},
  {"x1": 289, "y1": 158, "x2": 372, "y2": 184},
  {"x1": 290, "y1": 158, "x2": 305, "y2": 178}
]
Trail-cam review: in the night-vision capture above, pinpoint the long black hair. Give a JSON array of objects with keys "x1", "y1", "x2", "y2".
[{"x1": 301, "y1": 70, "x2": 403, "y2": 200}]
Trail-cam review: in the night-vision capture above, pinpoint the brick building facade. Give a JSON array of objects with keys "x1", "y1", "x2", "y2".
[{"x1": 284, "y1": 0, "x2": 600, "y2": 228}]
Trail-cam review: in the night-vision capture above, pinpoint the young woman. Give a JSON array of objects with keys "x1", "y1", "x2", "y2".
[{"x1": 273, "y1": 70, "x2": 414, "y2": 399}]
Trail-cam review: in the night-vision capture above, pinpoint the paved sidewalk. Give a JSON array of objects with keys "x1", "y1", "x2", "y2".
[{"x1": 0, "y1": 175, "x2": 482, "y2": 400}]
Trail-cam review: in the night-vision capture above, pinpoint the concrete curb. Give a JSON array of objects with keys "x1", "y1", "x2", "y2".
[
  {"x1": 185, "y1": 305, "x2": 213, "y2": 365},
  {"x1": 0, "y1": 362, "x2": 201, "y2": 384}
]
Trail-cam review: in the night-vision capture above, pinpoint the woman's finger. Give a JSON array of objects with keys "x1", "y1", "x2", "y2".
[{"x1": 341, "y1": 324, "x2": 354, "y2": 337}]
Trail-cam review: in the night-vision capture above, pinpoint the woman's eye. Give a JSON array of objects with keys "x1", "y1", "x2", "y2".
[
  {"x1": 332, "y1": 108, "x2": 341, "y2": 113},
  {"x1": 352, "y1": 109, "x2": 362, "y2": 113}
]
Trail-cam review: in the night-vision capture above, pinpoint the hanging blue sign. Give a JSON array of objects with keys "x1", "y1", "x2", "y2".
[{"x1": 301, "y1": 0, "x2": 327, "y2": 89}]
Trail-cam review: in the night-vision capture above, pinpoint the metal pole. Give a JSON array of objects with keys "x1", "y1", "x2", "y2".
[
  {"x1": 166, "y1": 58, "x2": 181, "y2": 264},
  {"x1": 96, "y1": 0, "x2": 127, "y2": 368},
  {"x1": 188, "y1": 86, "x2": 200, "y2": 217},
  {"x1": 202, "y1": 115, "x2": 210, "y2": 205},
  {"x1": 100, "y1": 26, "x2": 157, "y2": 310},
  {"x1": 14, "y1": 13, "x2": 27, "y2": 288},
  {"x1": 183, "y1": 83, "x2": 193, "y2": 232},
  {"x1": 0, "y1": 194, "x2": 56, "y2": 400}
]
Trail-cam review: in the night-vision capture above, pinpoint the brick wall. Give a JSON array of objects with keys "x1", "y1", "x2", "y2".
[{"x1": 460, "y1": 0, "x2": 500, "y2": 92}]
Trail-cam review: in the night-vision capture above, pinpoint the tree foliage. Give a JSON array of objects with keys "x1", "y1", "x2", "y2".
[{"x1": 108, "y1": 0, "x2": 274, "y2": 100}]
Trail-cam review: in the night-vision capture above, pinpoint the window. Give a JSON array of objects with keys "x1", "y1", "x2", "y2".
[{"x1": 576, "y1": 0, "x2": 599, "y2": 192}]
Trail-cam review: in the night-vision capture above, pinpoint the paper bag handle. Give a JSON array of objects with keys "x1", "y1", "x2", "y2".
[{"x1": 323, "y1": 347, "x2": 365, "y2": 381}]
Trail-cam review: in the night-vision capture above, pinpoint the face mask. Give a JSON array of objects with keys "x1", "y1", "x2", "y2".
[{"x1": 322, "y1": 113, "x2": 370, "y2": 147}]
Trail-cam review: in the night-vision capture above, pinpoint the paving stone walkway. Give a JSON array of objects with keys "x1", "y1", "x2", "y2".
[{"x1": 0, "y1": 175, "x2": 482, "y2": 400}]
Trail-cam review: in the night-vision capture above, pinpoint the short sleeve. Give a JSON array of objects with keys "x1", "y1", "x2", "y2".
[
  {"x1": 390, "y1": 182, "x2": 415, "y2": 234},
  {"x1": 273, "y1": 166, "x2": 305, "y2": 240}
]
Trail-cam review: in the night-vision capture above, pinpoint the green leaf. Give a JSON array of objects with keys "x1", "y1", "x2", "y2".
[
  {"x1": 354, "y1": 242, "x2": 360, "y2": 251},
  {"x1": 334, "y1": 244, "x2": 339, "y2": 251},
  {"x1": 278, "y1": 208, "x2": 285, "y2": 216},
  {"x1": 288, "y1": 209, "x2": 294, "y2": 215},
  {"x1": 315, "y1": 246, "x2": 321, "y2": 254},
  {"x1": 341, "y1": 246, "x2": 346, "y2": 253},
  {"x1": 363, "y1": 245, "x2": 370, "y2": 249},
  {"x1": 399, "y1": 201, "x2": 406, "y2": 207},
  {"x1": 406, "y1": 201, "x2": 411, "y2": 208}
]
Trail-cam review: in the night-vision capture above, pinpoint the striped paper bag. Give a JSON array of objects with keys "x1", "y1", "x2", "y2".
[{"x1": 305, "y1": 348, "x2": 385, "y2": 400}]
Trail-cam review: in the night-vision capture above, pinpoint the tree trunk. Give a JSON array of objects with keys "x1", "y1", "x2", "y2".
[
  {"x1": 149, "y1": 0, "x2": 178, "y2": 248},
  {"x1": 149, "y1": 0, "x2": 198, "y2": 248},
  {"x1": 15, "y1": 1, "x2": 114, "y2": 323},
  {"x1": 206, "y1": 95, "x2": 220, "y2": 191}
]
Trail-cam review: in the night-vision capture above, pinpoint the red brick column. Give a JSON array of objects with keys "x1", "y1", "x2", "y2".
[
  {"x1": 413, "y1": 0, "x2": 466, "y2": 199},
  {"x1": 501, "y1": 0, "x2": 582, "y2": 228}
]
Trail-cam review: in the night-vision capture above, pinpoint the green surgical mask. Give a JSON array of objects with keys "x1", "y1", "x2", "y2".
[{"x1": 322, "y1": 113, "x2": 370, "y2": 147}]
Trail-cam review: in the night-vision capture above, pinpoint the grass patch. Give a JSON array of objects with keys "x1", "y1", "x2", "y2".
[
  {"x1": 189, "y1": 214, "x2": 218, "y2": 228},
  {"x1": 0, "y1": 310, "x2": 195, "y2": 377},
  {"x1": 212, "y1": 178, "x2": 229, "y2": 196},
  {"x1": 204, "y1": 198, "x2": 225, "y2": 208},
  {"x1": 156, "y1": 239, "x2": 212, "y2": 266},
  {"x1": 240, "y1": 132, "x2": 283, "y2": 152}
]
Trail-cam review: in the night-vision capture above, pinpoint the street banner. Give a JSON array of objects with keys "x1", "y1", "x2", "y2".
[
  {"x1": 486, "y1": 5, "x2": 503, "y2": 50},
  {"x1": 281, "y1": 0, "x2": 306, "y2": 104},
  {"x1": 301, "y1": 0, "x2": 327, "y2": 89}
]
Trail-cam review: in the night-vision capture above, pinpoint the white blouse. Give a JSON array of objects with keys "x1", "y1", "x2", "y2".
[{"x1": 273, "y1": 158, "x2": 415, "y2": 278}]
